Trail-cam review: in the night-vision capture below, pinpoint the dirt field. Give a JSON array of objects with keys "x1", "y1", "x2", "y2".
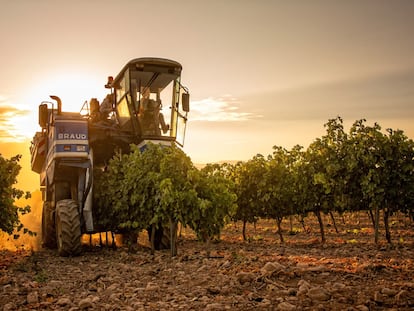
[{"x1": 0, "y1": 213, "x2": 413, "y2": 310}]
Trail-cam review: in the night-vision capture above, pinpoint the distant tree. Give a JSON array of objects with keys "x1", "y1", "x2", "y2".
[
  {"x1": 287, "y1": 145, "x2": 306, "y2": 231},
  {"x1": 313, "y1": 117, "x2": 349, "y2": 234},
  {"x1": 344, "y1": 120, "x2": 414, "y2": 243},
  {"x1": 377, "y1": 128, "x2": 414, "y2": 243},
  {"x1": 232, "y1": 155, "x2": 267, "y2": 240},
  {"x1": 156, "y1": 144, "x2": 199, "y2": 256},
  {"x1": 346, "y1": 120, "x2": 387, "y2": 243},
  {"x1": 302, "y1": 138, "x2": 330, "y2": 243},
  {"x1": 261, "y1": 146, "x2": 295, "y2": 243},
  {"x1": 0, "y1": 154, "x2": 31, "y2": 236},
  {"x1": 189, "y1": 163, "x2": 237, "y2": 242}
]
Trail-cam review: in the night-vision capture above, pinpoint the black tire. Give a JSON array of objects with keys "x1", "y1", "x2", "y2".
[
  {"x1": 55, "y1": 199, "x2": 82, "y2": 256},
  {"x1": 41, "y1": 201, "x2": 57, "y2": 249}
]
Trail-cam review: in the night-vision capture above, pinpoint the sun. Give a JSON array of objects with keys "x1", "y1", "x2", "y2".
[
  {"x1": 7, "y1": 109, "x2": 38, "y2": 141},
  {"x1": 5, "y1": 72, "x2": 111, "y2": 142},
  {"x1": 26, "y1": 72, "x2": 109, "y2": 113}
]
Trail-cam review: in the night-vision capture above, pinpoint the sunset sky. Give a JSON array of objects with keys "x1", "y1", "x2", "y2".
[{"x1": 1, "y1": 0, "x2": 414, "y2": 192}]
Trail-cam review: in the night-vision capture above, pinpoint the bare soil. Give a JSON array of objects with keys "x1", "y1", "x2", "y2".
[{"x1": 1, "y1": 213, "x2": 413, "y2": 310}]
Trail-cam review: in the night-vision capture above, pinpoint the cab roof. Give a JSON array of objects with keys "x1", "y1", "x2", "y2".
[{"x1": 112, "y1": 57, "x2": 182, "y2": 86}]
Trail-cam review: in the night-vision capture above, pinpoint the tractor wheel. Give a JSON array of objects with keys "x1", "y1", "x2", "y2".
[
  {"x1": 41, "y1": 201, "x2": 57, "y2": 249},
  {"x1": 55, "y1": 199, "x2": 82, "y2": 256}
]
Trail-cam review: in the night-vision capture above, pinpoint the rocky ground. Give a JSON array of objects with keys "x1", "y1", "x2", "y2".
[{"x1": 0, "y1": 214, "x2": 413, "y2": 310}]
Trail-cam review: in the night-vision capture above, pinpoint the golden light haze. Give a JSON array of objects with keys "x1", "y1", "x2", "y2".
[
  {"x1": 1, "y1": 0, "x2": 414, "y2": 192},
  {"x1": 0, "y1": 190, "x2": 42, "y2": 251}
]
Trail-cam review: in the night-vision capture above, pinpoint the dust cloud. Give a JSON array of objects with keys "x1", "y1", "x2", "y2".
[
  {"x1": 0, "y1": 190, "x2": 42, "y2": 251},
  {"x1": 0, "y1": 191, "x2": 151, "y2": 251}
]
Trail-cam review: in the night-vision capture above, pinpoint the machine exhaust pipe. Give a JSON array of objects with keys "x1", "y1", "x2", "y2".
[{"x1": 50, "y1": 95, "x2": 62, "y2": 114}]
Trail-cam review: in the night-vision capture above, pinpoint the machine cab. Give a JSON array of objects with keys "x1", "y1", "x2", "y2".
[{"x1": 110, "y1": 58, "x2": 190, "y2": 146}]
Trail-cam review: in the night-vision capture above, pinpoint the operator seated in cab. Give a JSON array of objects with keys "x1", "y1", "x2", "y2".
[{"x1": 138, "y1": 88, "x2": 169, "y2": 136}]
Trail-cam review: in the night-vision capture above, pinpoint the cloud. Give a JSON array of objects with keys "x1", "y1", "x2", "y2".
[
  {"x1": 244, "y1": 68, "x2": 414, "y2": 122},
  {"x1": 0, "y1": 106, "x2": 28, "y2": 117},
  {"x1": 190, "y1": 95, "x2": 261, "y2": 122},
  {"x1": 0, "y1": 96, "x2": 32, "y2": 142},
  {"x1": 186, "y1": 69, "x2": 414, "y2": 163}
]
